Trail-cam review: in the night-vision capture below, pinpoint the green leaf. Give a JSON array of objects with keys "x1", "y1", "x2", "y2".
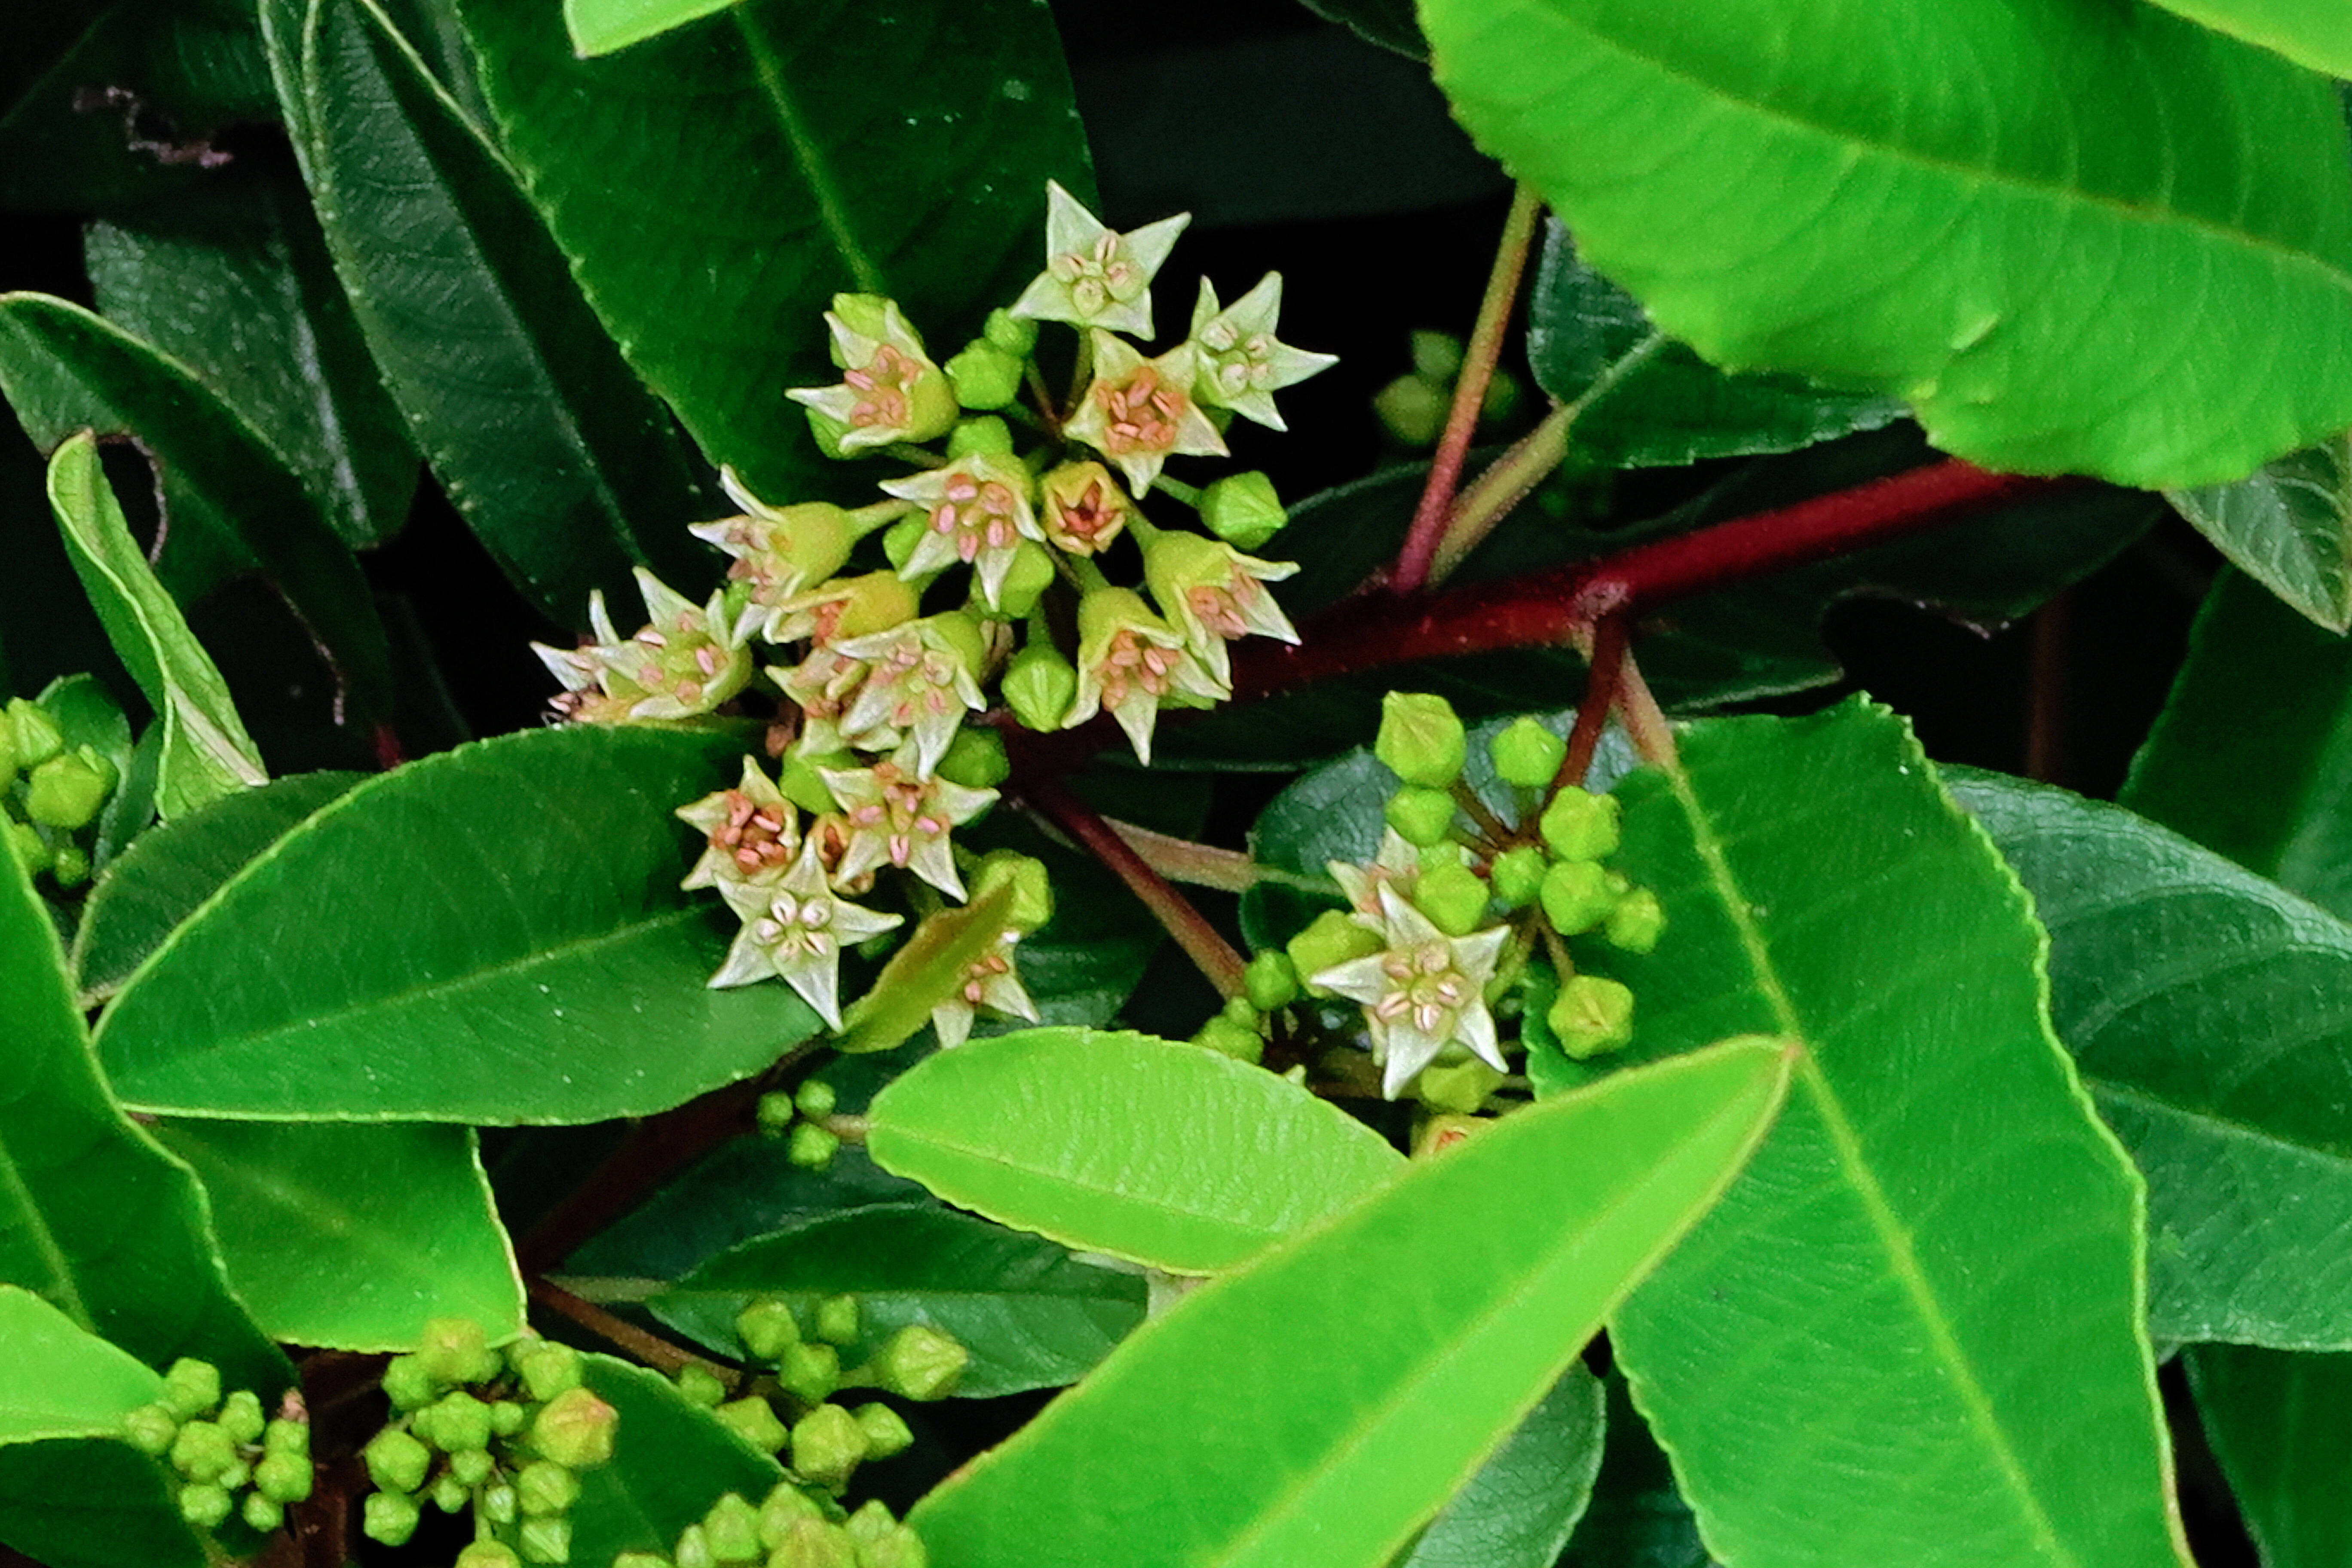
[
  {"x1": 2138, "y1": 0, "x2": 2352, "y2": 78},
  {"x1": 265, "y1": 0, "x2": 710, "y2": 624},
  {"x1": 2165, "y1": 434, "x2": 2352, "y2": 631},
  {"x1": 1956, "y1": 769, "x2": 2352, "y2": 1348},
  {"x1": 1421, "y1": 0, "x2": 2352, "y2": 487},
  {"x1": 567, "y1": 1143, "x2": 928, "y2": 1281},
  {"x1": 2124, "y1": 568, "x2": 2352, "y2": 921},
  {"x1": 835, "y1": 879, "x2": 1015, "y2": 1054},
  {"x1": 0, "y1": 1286, "x2": 164, "y2": 1441},
  {"x1": 84, "y1": 170, "x2": 418, "y2": 550},
  {"x1": 1400, "y1": 1364, "x2": 1606, "y2": 1568},
  {"x1": 568, "y1": 1354, "x2": 783, "y2": 1565},
  {"x1": 45, "y1": 433, "x2": 267, "y2": 820},
  {"x1": 94, "y1": 726, "x2": 821, "y2": 1123},
  {"x1": 1557, "y1": 1374, "x2": 1720, "y2": 1568},
  {"x1": 564, "y1": 0, "x2": 738, "y2": 56},
  {"x1": 454, "y1": 0, "x2": 1095, "y2": 502},
  {"x1": 152, "y1": 1120, "x2": 523, "y2": 1350},
  {"x1": 908, "y1": 1038, "x2": 1789, "y2": 1568},
  {"x1": 74, "y1": 771, "x2": 363, "y2": 1003},
  {"x1": 0, "y1": 293, "x2": 394, "y2": 720},
  {"x1": 1528, "y1": 226, "x2": 1903, "y2": 470},
  {"x1": 2186, "y1": 1345, "x2": 2352, "y2": 1568},
  {"x1": 0, "y1": 1437, "x2": 202, "y2": 1568},
  {"x1": 1295, "y1": 0, "x2": 1423, "y2": 57},
  {"x1": 867, "y1": 1028, "x2": 1403, "y2": 1274},
  {"x1": 0, "y1": 792, "x2": 287, "y2": 1393},
  {"x1": 645, "y1": 1204, "x2": 1146, "y2": 1398},
  {"x1": 1590, "y1": 704, "x2": 2189, "y2": 1568}
]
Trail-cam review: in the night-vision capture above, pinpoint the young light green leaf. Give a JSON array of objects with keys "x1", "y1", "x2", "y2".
[
  {"x1": 2137, "y1": 0, "x2": 2352, "y2": 78},
  {"x1": 564, "y1": 0, "x2": 738, "y2": 56},
  {"x1": 94, "y1": 726, "x2": 821, "y2": 1124},
  {"x1": 834, "y1": 879, "x2": 1015, "y2": 1054},
  {"x1": 909, "y1": 1037, "x2": 1789, "y2": 1568},
  {"x1": 646, "y1": 1204, "x2": 1146, "y2": 1398},
  {"x1": 2186, "y1": 1345, "x2": 2352, "y2": 1568},
  {"x1": 454, "y1": 0, "x2": 1094, "y2": 502},
  {"x1": 152, "y1": 1121, "x2": 523, "y2": 1351},
  {"x1": 1590, "y1": 704, "x2": 2191, "y2": 1568},
  {"x1": 867, "y1": 1028, "x2": 1403, "y2": 1274},
  {"x1": 45, "y1": 433, "x2": 266, "y2": 820},
  {"x1": 2165, "y1": 434, "x2": 2352, "y2": 631},
  {"x1": 1421, "y1": 0, "x2": 2352, "y2": 487},
  {"x1": 1400, "y1": 1364, "x2": 1606, "y2": 1568},
  {"x1": 1957, "y1": 770, "x2": 2352, "y2": 1348},
  {"x1": 567, "y1": 1354, "x2": 783, "y2": 1565}
]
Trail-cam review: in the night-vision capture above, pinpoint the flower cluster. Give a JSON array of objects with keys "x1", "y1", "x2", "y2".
[
  {"x1": 3, "y1": 692, "x2": 121, "y2": 890},
  {"x1": 536, "y1": 183, "x2": 1334, "y2": 1041},
  {"x1": 122, "y1": 1359, "x2": 311, "y2": 1539}
]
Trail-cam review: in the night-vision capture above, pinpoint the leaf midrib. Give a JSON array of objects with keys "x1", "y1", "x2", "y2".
[{"x1": 729, "y1": 7, "x2": 885, "y2": 294}]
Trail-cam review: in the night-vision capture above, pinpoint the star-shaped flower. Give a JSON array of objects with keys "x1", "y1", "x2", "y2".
[
  {"x1": 1311, "y1": 886, "x2": 1510, "y2": 1098},
  {"x1": 1036, "y1": 460, "x2": 1133, "y2": 557},
  {"x1": 1188, "y1": 274, "x2": 1338, "y2": 431},
  {"x1": 533, "y1": 569, "x2": 753, "y2": 723},
  {"x1": 710, "y1": 840, "x2": 904, "y2": 1029},
  {"x1": 786, "y1": 296, "x2": 957, "y2": 454},
  {"x1": 830, "y1": 613, "x2": 990, "y2": 775},
  {"x1": 1061, "y1": 334, "x2": 1228, "y2": 495},
  {"x1": 687, "y1": 469, "x2": 857, "y2": 644},
  {"x1": 1141, "y1": 529, "x2": 1299, "y2": 687},
  {"x1": 772, "y1": 644, "x2": 875, "y2": 735},
  {"x1": 879, "y1": 454, "x2": 1045, "y2": 608},
  {"x1": 1008, "y1": 181, "x2": 1189, "y2": 339},
  {"x1": 675, "y1": 757, "x2": 799, "y2": 889},
  {"x1": 816, "y1": 741, "x2": 997, "y2": 898},
  {"x1": 1061, "y1": 587, "x2": 1225, "y2": 765},
  {"x1": 931, "y1": 930, "x2": 1040, "y2": 1050}
]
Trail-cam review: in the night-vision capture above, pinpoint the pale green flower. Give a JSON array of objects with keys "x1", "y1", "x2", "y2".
[
  {"x1": 786, "y1": 296, "x2": 957, "y2": 453},
  {"x1": 533, "y1": 569, "x2": 752, "y2": 723},
  {"x1": 674, "y1": 757, "x2": 799, "y2": 889},
  {"x1": 1311, "y1": 885, "x2": 1510, "y2": 1097},
  {"x1": 1008, "y1": 181, "x2": 1188, "y2": 339},
  {"x1": 1188, "y1": 274, "x2": 1337, "y2": 431},
  {"x1": 1062, "y1": 588, "x2": 1225, "y2": 765},
  {"x1": 1061, "y1": 333, "x2": 1228, "y2": 496},
  {"x1": 878, "y1": 454, "x2": 1043, "y2": 608},
  {"x1": 710, "y1": 840, "x2": 904, "y2": 1028},
  {"x1": 816, "y1": 741, "x2": 997, "y2": 898},
  {"x1": 1141, "y1": 529, "x2": 1299, "y2": 687},
  {"x1": 931, "y1": 930, "x2": 1040, "y2": 1050}
]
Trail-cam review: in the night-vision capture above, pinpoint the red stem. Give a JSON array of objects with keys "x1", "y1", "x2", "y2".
[{"x1": 1557, "y1": 612, "x2": 1627, "y2": 791}]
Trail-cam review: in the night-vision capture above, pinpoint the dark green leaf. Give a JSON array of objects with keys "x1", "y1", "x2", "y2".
[
  {"x1": 568, "y1": 1354, "x2": 784, "y2": 1565},
  {"x1": 455, "y1": 0, "x2": 1094, "y2": 502},
  {"x1": 93, "y1": 723, "x2": 162, "y2": 872},
  {"x1": 2137, "y1": 0, "x2": 2352, "y2": 78},
  {"x1": 1400, "y1": 1363, "x2": 1606, "y2": 1568},
  {"x1": 2186, "y1": 1344, "x2": 2352, "y2": 1568},
  {"x1": 1422, "y1": 0, "x2": 2352, "y2": 487},
  {"x1": 266, "y1": 0, "x2": 710, "y2": 624},
  {"x1": 908, "y1": 1038, "x2": 1788, "y2": 1568},
  {"x1": 566, "y1": 1144, "x2": 929, "y2": 1281},
  {"x1": 565, "y1": 0, "x2": 739, "y2": 56},
  {"x1": 1295, "y1": 0, "x2": 1423, "y2": 57},
  {"x1": 74, "y1": 770, "x2": 364, "y2": 1003},
  {"x1": 0, "y1": 1439, "x2": 201, "y2": 1568},
  {"x1": 2166, "y1": 434, "x2": 2352, "y2": 632},
  {"x1": 95, "y1": 726, "x2": 822, "y2": 1123},
  {"x1": 1557, "y1": 1374, "x2": 1720, "y2": 1568},
  {"x1": 1594, "y1": 705, "x2": 2188, "y2": 1568},
  {"x1": 646, "y1": 1204, "x2": 1146, "y2": 1398},
  {"x1": 153, "y1": 1120, "x2": 523, "y2": 1350}
]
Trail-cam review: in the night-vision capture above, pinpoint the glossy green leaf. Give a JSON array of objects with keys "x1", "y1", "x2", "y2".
[
  {"x1": 455, "y1": 0, "x2": 1094, "y2": 502},
  {"x1": 646, "y1": 1204, "x2": 1146, "y2": 1398},
  {"x1": 73, "y1": 771, "x2": 363, "y2": 1002},
  {"x1": 95, "y1": 726, "x2": 821, "y2": 1123},
  {"x1": 567, "y1": 1143, "x2": 929, "y2": 1281},
  {"x1": 1421, "y1": 0, "x2": 2352, "y2": 487},
  {"x1": 1528, "y1": 226, "x2": 1903, "y2": 470},
  {"x1": 1589, "y1": 704, "x2": 2189, "y2": 1568},
  {"x1": 568, "y1": 1354, "x2": 783, "y2": 1565},
  {"x1": 0, "y1": 799, "x2": 286, "y2": 1392},
  {"x1": 45, "y1": 433, "x2": 266, "y2": 820},
  {"x1": 564, "y1": 0, "x2": 738, "y2": 56},
  {"x1": 2124, "y1": 568, "x2": 2352, "y2": 919},
  {"x1": 1956, "y1": 770, "x2": 2352, "y2": 1348},
  {"x1": 0, "y1": 1286, "x2": 165, "y2": 1440},
  {"x1": 2186, "y1": 1345, "x2": 2352, "y2": 1568},
  {"x1": 909, "y1": 1038, "x2": 1789, "y2": 1568},
  {"x1": 153, "y1": 1121, "x2": 522, "y2": 1350},
  {"x1": 85, "y1": 171, "x2": 418, "y2": 550},
  {"x1": 867, "y1": 1028, "x2": 1403, "y2": 1274},
  {"x1": 2166, "y1": 434, "x2": 2352, "y2": 631},
  {"x1": 265, "y1": 0, "x2": 709, "y2": 623},
  {"x1": 0, "y1": 293, "x2": 393, "y2": 718},
  {"x1": 2140, "y1": 0, "x2": 2352, "y2": 78},
  {"x1": 1557, "y1": 1375, "x2": 1720, "y2": 1568},
  {"x1": 1401, "y1": 1364, "x2": 1606, "y2": 1568}
]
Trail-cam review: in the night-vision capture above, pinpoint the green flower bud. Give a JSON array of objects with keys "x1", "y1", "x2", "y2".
[
  {"x1": 851, "y1": 1403, "x2": 913, "y2": 1460},
  {"x1": 178, "y1": 1482, "x2": 233, "y2": 1530},
  {"x1": 1412, "y1": 861, "x2": 1491, "y2": 938},
  {"x1": 857, "y1": 1522, "x2": 929, "y2": 1568},
  {"x1": 768, "y1": 1517, "x2": 859, "y2": 1568},
  {"x1": 24, "y1": 748, "x2": 113, "y2": 830},
  {"x1": 1489, "y1": 718, "x2": 1566, "y2": 790},
  {"x1": 759, "y1": 1482, "x2": 825, "y2": 1549},
  {"x1": 775, "y1": 748, "x2": 853, "y2": 816},
  {"x1": 1540, "y1": 859, "x2": 1614, "y2": 937},
  {"x1": 483, "y1": 1480, "x2": 520, "y2": 1525},
  {"x1": 757, "y1": 1091, "x2": 798, "y2": 1136},
  {"x1": 1489, "y1": 845, "x2": 1547, "y2": 909},
  {"x1": 1243, "y1": 949, "x2": 1298, "y2": 1011},
  {"x1": 124, "y1": 1403, "x2": 178, "y2": 1456},
  {"x1": 431, "y1": 1472, "x2": 470, "y2": 1514},
  {"x1": 418, "y1": 1391, "x2": 494, "y2": 1454},
  {"x1": 263, "y1": 1416, "x2": 310, "y2": 1458},
  {"x1": 1538, "y1": 787, "x2": 1620, "y2": 862},
  {"x1": 738, "y1": 1299, "x2": 802, "y2": 1363},
  {"x1": 362, "y1": 1489, "x2": 422, "y2": 1546},
  {"x1": 161, "y1": 1358, "x2": 221, "y2": 1421},
  {"x1": 241, "y1": 1491, "x2": 285, "y2": 1535},
  {"x1": 1416, "y1": 1056, "x2": 1504, "y2": 1115},
  {"x1": 1373, "y1": 373, "x2": 1446, "y2": 447},
  {"x1": 1222, "y1": 993, "x2": 1259, "y2": 1027},
  {"x1": 6, "y1": 699, "x2": 62, "y2": 770},
  {"x1": 520, "y1": 1516, "x2": 574, "y2": 1566},
  {"x1": 1002, "y1": 642, "x2": 1078, "y2": 732},
  {"x1": 990, "y1": 539, "x2": 1057, "y2": 618},
  {"x1": 517, "y1": 1458, "x2": 580, "y2": 1519},
  {"x1": 1547, "y1": 974, "x2": 1635, "y2": 1059},
  {"x1": 972, "y1": 850, "x2": 1054, "y2": 932},
  {"x1": 614, "y1": 1555, "x2": 674, "y2": 1568},
  {"x1": 1287, "y1": 910, "x2": 1382, "y2": 995},
  {"x1": 1605, "y1": 887, "x2": 1665, "y2": 954},
  {"x1": 5, "y1": 822, "x2": 47, "y2": 877},
  {"x1": 1412, "y1": 330, "x2": 1465, "y2": 383},
  {"x1": 787, "y1": 1122, "x2": 841, "y2": 1172},
  {"x1": 456, "y1": 1542, "x2": 523, "y2": 1568},
  {"x1": 217, "y1": 1457, "x2": 251, "y2": 1492},
  {"x1": 448, "y1": 1445, "x2": 494, "y2": 1487},
  {"x1": 491, "y1": 1400, "x2": 529, "y2": 1437},
  {"x1": 169, "y1": 1420, "x2": 237, "y2": 1484},
  {"x1": 416, "y1": 1317, "x2": 500, "y2": 1387},
  {"x1": 1375, "y1": 693, "x2": 1465, "y2": 789},
  {"x1": 706, "y1": 1491, "x2": 764, "y2": 1563},
  {"x1": 1198, "y1": 471, "x2": 1287, "y2": 551},
  {"x1": 982, "y1": 308, "x2": 1036, "y2": 357},
  {"x1": 946, "y1": 342, "x2": 1025, "y2": 410},
  {"x1": 530, "y1": 1386, "x2": 618, "y2": 1470},
  {"x1": 363, "y1": 1427, "x2": 432, "y2": 1494},
  {"x1": 48, "y1": 843, "x2": 89, "y2": 889},
  {"x1": 676, "y1": 1523, "x2": 715, "y2": 1568},
  {"x1": 1191, "y1": 1015, "x2": 1263, "y2": 1063},
  {"x1": 792, "y1": 1079, "x2": 839, "y2": 1120},
  {"x1": 936, "y1": 726, "x2": 1010, "y2": 790},
  {"x1": 814, "y1": 1296, "x2": 860, "y2": 1347},
  {"x1": 844, "y1": 1501, "x2": 894, "y2": 1549},
  {"x1": 777, "y1": 1341, "x2": 842, "y2": 1405},
  {"x1": 872, "y1": 1324, "x2": 966, "y2": 1401},
  {"x1": 790, "y1": 1402, "x2": 870, "y2": 1491},
  {"x1": 714, "y1": 1396, "x2": 789, "y2": 1455},
  {"x1": 1382, "y1": 784, "x2": 1456, "y2": 847},
  {"x1": 254, "y1": 1450, "x2": 313, "y2": 1505},
  {"x1": 217, "y1": 1389, "x2": 264, "y2": 1446},
  {"x1": 946, "y1": 415, "x2": 1014, "y2": 459},
  {"x1": 675, "y1": 1363, "x2": 728, "y2": 1408},
  {"x1": 515, "y1": 1341, "x2": 584, "y2": 1404},
  {"x1": 380, "y1": 1353, "x2": 440, "y2": 1412}
]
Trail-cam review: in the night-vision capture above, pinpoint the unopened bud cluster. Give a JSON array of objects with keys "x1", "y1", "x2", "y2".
[
  {"x1": 618, "y1": 1485, "x2": 926, "y2": 1568},
  {"x1": 2, "y1": 693, "x2": 120, "y2": 890},
  {"x1": 122, "y1": 1359, "x2": 311, "y2": 1538},
  {"x1": 359, "y1": 1319, "x2": 616, "y2": 1564},
  {"x1": 535, "y1": 182, "x2": 1332, "y2": 1046},
  {"x1": 1263, "y1": 694, "x2": 1663, "y2": 1101},
  {"x1": 1371, "y1": 329, "x2": 1522, "y2": 449},
  {"x1": 755, "y1": 1077, "x2": 852, "y2": 1172}
]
